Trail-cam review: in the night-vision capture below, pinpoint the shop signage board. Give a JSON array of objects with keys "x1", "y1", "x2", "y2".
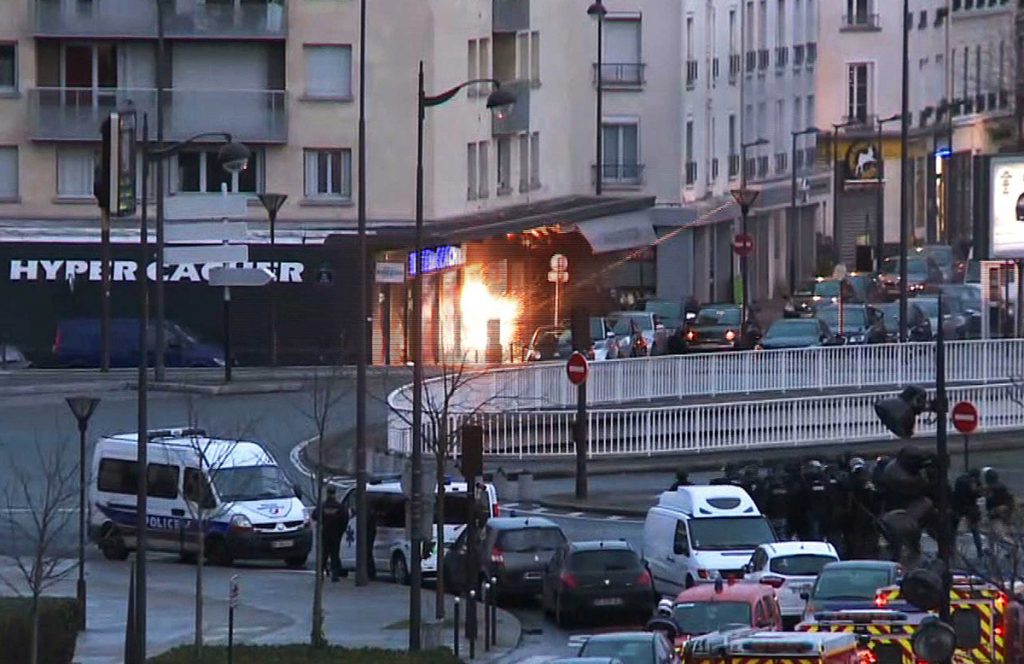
[
  {"x1": 375, "y1": 261, "x2": 406, "y2": 284},
  {"x1": 407, "y1": 245, "x2": 464, "y2": 276},
  {"x1": 991, "y1": 155, "x2": 1024, "y2": 257}
]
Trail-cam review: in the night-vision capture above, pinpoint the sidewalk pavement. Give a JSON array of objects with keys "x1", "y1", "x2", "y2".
[{"x1": 0, "y1": 554, "x2": 519, "y2": 663}]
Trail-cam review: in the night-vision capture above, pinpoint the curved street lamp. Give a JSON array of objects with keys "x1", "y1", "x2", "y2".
[{"x1": 588, "y1": 0, "x2": 607, "y2": 194}]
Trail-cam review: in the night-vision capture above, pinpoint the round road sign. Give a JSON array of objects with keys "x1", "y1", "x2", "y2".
[
  {"x1": 733, "y1": 233, "x2": 754, "y2": 257},
  {"x1": 550, "y1": 253, "x2": 569, "y2": 272},
  {"x1": 952, "y1": 401, "x2": 979, "y2": 435},
  {"x1": 566, "y1": 351, "x2": 589, "y2": 386}
]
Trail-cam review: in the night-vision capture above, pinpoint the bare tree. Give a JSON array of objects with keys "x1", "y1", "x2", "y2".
[
  {"x1": 298, "y1": 367, "x2": 348, "y2": 649},
  {"x1": 0, "y1": 442, "x2": 77, "y2": 664}
]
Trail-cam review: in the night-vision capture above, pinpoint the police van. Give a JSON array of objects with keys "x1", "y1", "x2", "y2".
[
  {"x1": 643, "y1": 485, "x2": 777, "y2": 596},
  {"x1": 89, "y1": 428, "x2": 312, "y2": 567},
  {"x1": 338, "y1": 477, "x2": 498, "y2": 584}
]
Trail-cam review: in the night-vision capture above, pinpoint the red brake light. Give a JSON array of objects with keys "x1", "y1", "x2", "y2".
[
  {"x1": 53, "y1": 328, "x2": 63, "y2": 354},
  {"x1": 996, "y1": 625, "x2": 1005, "y2": 637},
  {"x1": 490, "y1": 547, "x2": 505, "y2": 566},
  {"x1": 686, "y1": 330, "x2": 696, "y2": 341},
  {"x1": 636, "y1": 571, "x2": 652, "y2": 587},
  {"x1": 875, "y1": 591, "x2": 892, "y2": 607},
  {"x1": 492, "y1": 503, "x2": 500, "y2": 518},
  {"x1": 560, "y1": 572, "x2": 578, "y2": 589},
  {"x1": 760, "y1": 575, "x2": 785, "y2": 589}
]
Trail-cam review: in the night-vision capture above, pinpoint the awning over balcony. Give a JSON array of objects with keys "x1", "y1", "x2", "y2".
[{"x1": 575, "y1": 210, "x2": 657, "y2": 254}]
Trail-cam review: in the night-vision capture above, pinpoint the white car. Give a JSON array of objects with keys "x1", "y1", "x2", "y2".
[{"x1": 742, "y1": 541, "x2": 839, "y2": 625}]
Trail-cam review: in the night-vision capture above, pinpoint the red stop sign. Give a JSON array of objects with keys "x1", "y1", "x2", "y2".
[
  {"x1": 566, "y1": 351, "x2": 589, "y2": 386},
  {"x1": 952, "y1": 401, "x2": 979, "y2": 435},
  {"x1": 733, "y1": 233, "x2": 754, "y2": 257}
]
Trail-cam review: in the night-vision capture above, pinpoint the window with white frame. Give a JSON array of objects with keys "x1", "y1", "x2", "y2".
[
  {"x1": 793, "y1": 97, "x2": 803, "y2": 132},
  {"x1": 604, "y1": 17, "x2": 642, "y2": 84},
  {"x1": 176, "y1": 149, "x2": 261, "y2": 194},
  {"x1": 478, "y1": 141, "x2": 489, "y2": 198},
  {"x1": 467, "y1": 143, "x2": 478, "y2": 200},
  {"x1": 0, "y1": 45, "x2": 16, "y2": 93},
  {"x1": 303, "y1": 149, "x2": 351, "y2": 199},
  {"x1": 497, "y1": 136, "x2": 512, "y2": 194},
  {"x1": 517, "y1": 32, "x2": 529, "y2": 80},
  {"x1": 530, "y1": 31, "x2": 540, "y2": 84},
  {"x1": 776, "y1": 0, "x2": 785, "y2": 46},
  {"x1": 0, "y1": 147, "x2": 17, "y2": 198},
  {"x1": 56, "y1": 147, "x2": 96, "y2": 198},
  {"x1": 601, "y1": 121, "x2": 640, "y2": 182},
  {"x1": 846, "y1": 62, "x2": 871, "y2": 122},
  {"x1": 468, "y1": 40, "x2": 479, "y2": 89},
  {"x1": 530, "y1": 131, "x2": 540, "y2": 187},
  {"x1": 518, "y1": 134, "x2": 529, "y2": 192},
  {"x1": 304, "y1": 45, "x2": 352, "y2": 99},
  {"x1": 478, "y1": 38, "x2": 490, "y2": 95}
]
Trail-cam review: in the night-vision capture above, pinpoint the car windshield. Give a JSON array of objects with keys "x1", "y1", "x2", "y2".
[
  {"x1": 580, "y1": 636, "x2": 654, "y2": 664},
  {"x1": 814, "y1": 281, "x2": 840, "y2": 297},
  {"x1": 765, "y1": 320, "x2": 819, "y2": 339},
  {"x1": 817, "y1": 307, "x2": 867, "y2": 329},
  {"x1": 688, "y1": 517, "x2": 775, "y2": 550},
  {"x1": 672, "y1": 601, "x2": 753, "y2": 634},
  {"x1": 497, "y1": 527, "x2": 565, "y2": 552},
  {"x1": 769, "y1": 554, "x2": 837, "y2": 576},
  {"x1": 813, "y1": 567, "x2": 892, "y2": 600},
  {"x1": 609, "y1": 314, "x2": 653, "y2": 335},
  {"x1": 570, "y1": 550, "x2": 643, "y2": 573},
  {"x1": 212, "y1": 465, "x2": 294, "y2": 502},
  {"x1": 696, "y1": 307, "x2": 741, "y2": 326}
]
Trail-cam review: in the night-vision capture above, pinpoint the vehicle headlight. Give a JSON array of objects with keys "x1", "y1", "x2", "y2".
[
  {"x1": 850, "y1": 334, "x2": 866, "y2": 343},
  {"x1": 230, "y1": 514, "x2": 253, "y2": 531}
]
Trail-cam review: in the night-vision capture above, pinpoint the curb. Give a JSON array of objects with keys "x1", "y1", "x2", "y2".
[
  {"x1": 140, "y1": 381, "x2": 306, "y2": 395},
  {"x1": 536, "y1": 496, "x2": 650, "y2": 518}
]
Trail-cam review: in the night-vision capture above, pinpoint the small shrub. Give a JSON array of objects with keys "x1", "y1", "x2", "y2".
[{"x1": 0, "y1": 596, "x2": 80, "y2": 664}]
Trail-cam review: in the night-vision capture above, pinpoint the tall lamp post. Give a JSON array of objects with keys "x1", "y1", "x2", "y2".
[
  {"x1": 898, "y1": 0, "x2": 912, "y2": 344},
  {"x1": 733, "y1": 137, "x2": 767, "y2": 327},
  {"x1": 257, "y1": 193, "x2": 287, "y2": 366},
  {"x1": 66, "y1": 395, "x2": 100, "y2": 630},
  {"x1": 790, "y1": 126, "x2": 821, "y2": 291},
  {"x1": 830, "y1": 120, "x2": 859, "y2": 269},
  {"x1": 876, "y1": 113, "x2": 902, "y2": 272},
  {"x1": 133, "y1": 131, "x2": 249, "y2": 662},
  {"x1": 412, "y1": 64, "x2": 515, "y2": 650},
  {"x1": 355, "y1": 0, "x2": 370, "y2": 588},
  {"x1": 588, "y1": 0, "x2": 606, "y2": 195}
]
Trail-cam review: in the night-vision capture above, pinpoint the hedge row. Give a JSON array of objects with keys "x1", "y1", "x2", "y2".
[{"x1": 0, "y1": 596, "x2": 80, "y2": 664}]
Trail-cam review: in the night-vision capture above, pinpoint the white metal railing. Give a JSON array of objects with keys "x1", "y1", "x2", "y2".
[{"x1": 387, "y1": 382, "x2": 1024, "y2": 459}]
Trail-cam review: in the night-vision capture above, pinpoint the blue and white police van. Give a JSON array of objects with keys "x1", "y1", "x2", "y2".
[{"x1": 89, "y1": 428, "x2": 311, "y2": 567}]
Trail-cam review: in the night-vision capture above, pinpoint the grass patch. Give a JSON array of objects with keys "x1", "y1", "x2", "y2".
[
  {"x1": 0, "y1": 596, "x2": 80, "y2": 664},
  {"x1": 148, "y1": 645, "x2": 460, "y2": 664}
]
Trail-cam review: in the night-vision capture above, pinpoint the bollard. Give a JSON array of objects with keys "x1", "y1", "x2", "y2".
[
  {"x1": 468, "y1": 589, "x2": 477, "y2": 660},
  {"x1": 453, "y1": 596, "x2": 460, "y2": 658},
  {"x1": 483, "y1": 583, "x2": 491, "y2": 652},
  {"x1": 490, "y1": 576, "x2": 498, "y2": 646}
]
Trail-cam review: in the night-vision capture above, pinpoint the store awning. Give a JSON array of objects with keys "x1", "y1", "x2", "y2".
[{"x1": 575, "y1": 211, "x2": 658, "y2": 254}]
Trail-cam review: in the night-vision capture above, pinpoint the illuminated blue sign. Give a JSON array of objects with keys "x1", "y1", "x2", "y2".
[{"x1": 408, "y1": 245, "x2": 464, "y2": 277}]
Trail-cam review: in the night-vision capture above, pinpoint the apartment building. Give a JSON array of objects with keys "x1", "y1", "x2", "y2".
[{"x1": 817, "y1": 0, "x2": 1016, "y2": 268}]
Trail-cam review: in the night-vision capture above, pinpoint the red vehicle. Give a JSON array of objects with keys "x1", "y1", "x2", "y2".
[{"x1": 649, "y1": 577, "x2": 783, "y2": 654}]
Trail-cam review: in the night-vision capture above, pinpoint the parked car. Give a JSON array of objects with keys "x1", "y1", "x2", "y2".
[
  {"x1": 918, "y1": 244, "x2": 956, "y2": 283},
  {"x1": 787, "y1": 280, "x2": 820, "y2": 318},
  {"x1": 876, "y1": 302, "x2": 932, "y2": 342},
  {"x1": 54, "y1": 318, "x2": 224, "y2": 368},
  {"x1": 878, "y1": 255, "x2": 944, "y2": 299},
  {"x1": 525, "y1": 326, "x2": 572, "y2": 361},
  {"x1": 608, "y1": 312, "x2": 667, "y2": 357},
  {"x1": 742, "y1": 541, "x2": 839, "y2": 628},
  {"x1": 814, "y1": 304, "x2": 887, "y2": 344},
  {"x1": 541, "y1": 540, "x2": 657, "y2": 627},
  {"x1": 684, "y1": 305, "x2": 749, "y2": 352},
  {"x1": 444, "y1": 516, "x2": 568, "y2": 599},
  {"x1": 942, "y1": 284, "x2": 983, "y2": 338},
  {"x1": 911, "y1": 295, "x2": 968, "y2": 340},
  {"x1": 758, "y1": 318, "x2": 841, "y2": 350},
  {"x1": 800, "y1": 560, "x2": 904, "y2": 620},
  {"x1": 576, "y1": 631, "x2": 680, "y2": 664}
]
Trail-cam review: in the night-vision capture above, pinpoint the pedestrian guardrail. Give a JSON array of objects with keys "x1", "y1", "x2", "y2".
[{"x1": 386, "y1": 340, "x2": 1024, "y2": 458}]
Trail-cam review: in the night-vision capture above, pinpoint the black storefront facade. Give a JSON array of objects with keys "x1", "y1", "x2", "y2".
[{"x1": 0, "y1": 238, "x2": 365, "y2": 366}]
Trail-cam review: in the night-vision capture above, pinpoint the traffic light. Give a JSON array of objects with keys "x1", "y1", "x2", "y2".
[
  {"x1": 912, "y1": 615, "x2": 956, "y2": 662},
  {"x1": 900, "y1": 567, "x2": 945, "y2": 611},
  {"x1": 571, "y1": 306, "x2": 591, "y2": 353},
  {"x1": 875, "y1": 385, "x2": 929, "y2": 438},
  {"x1": 95, "y1": 111, "x2": 137, "y2": 217}
]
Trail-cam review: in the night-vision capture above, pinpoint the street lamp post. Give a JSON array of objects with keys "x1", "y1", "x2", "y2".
[
  {"x1": 733, "y1": 137, "x2": 767, "y2": 328},
  {"x1": 876, "y1": 113, "x2": 903, "y2": 272},
  {"x1": 588, "y1": 1, "x2": 606, "y2": 195},
  {"x1": 257, "y1": 193, "x2": 287, "y2": 366},
  {"x1": 413, "y1": 63, "x2": 515, "y2": 650},
  {"x1": 830, "y1": 120, "x2": 859, "y2": 269},
  {"x1": 898, "y1": 0, "x2": 912, "y2": 344},
  {"x1": 66, "y1": 395, "x2": 100, "y2": 630},
  {"x1": 355, "y1": 0, "x2": 370, "y2": 588},
  {"x1": 790, "y1": 127, "x2": 820, "y2": 291}
]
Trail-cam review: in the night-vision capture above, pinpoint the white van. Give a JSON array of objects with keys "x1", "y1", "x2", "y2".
[
  {"x1": 89, "y1": 428, "x2": 311, "y2": 568},
  {"x1": 642, "y1": 485, "x2": 777, "y2": 597},
  {"x1": 339, "y1": 478, "x2": 497, "y2": 584}
]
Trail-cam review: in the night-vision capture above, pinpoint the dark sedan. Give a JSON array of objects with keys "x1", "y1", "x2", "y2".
[
  {"x1": 877, "y1": 302, "x2": 932, "y2": 342},
  {"x1": 541, "y1": 541, "x2": 656, "y2": 627},
  {"x1": 758, "y1": 318, "x2": 840, "y2": 350},
  {"x1": 878, "y1": 256, "x2": 944, "y2": 299},
  {"x1": 685, "y1": 305, "x2": 759, "y2": 351},
  {"x1": 814, "y1": 304, "x2": 887, "y2": 344},
  {"x1": 801, "y1": 560, "x2": 904, "y2": 620}
]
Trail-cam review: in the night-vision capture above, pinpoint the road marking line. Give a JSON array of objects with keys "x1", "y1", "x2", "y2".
[
  {"x1": 567, "y1": 512, "x2": 585, "y2": 517},
  {"x1": 607, "y1": 515, "x2": 624, "y2": 521}
]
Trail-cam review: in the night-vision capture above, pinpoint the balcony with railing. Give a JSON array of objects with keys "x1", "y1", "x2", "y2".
[
  {"x1": 728, "y1": 154, "x2": 740, "y2": 178},
  {"x1": 729, "y1": 54, "x2": 742, "y2": 81},
  {"x1": 775, "y1": 46, "x2": 788, "y2": 68},
  {"x1": 685, "y1": 161, "x2": 697, "y2": 185},
  {"x1": 685, "y1": 60, "x2": 699, "y2": 88},
  {"x1": 34, "y1": 0, "x2": 287, "y2": 39},
  {"x1": 745, "y1": 51, "x2": 757, "y2": 73},
  {"x1": 841, "y1": 12, "x2": 881, "y2": 30},
  {"x1": 774, "y1": 152, "x2": 788, "y2": 174},
  {"x1": 593, "y1": 162, "x2": 645, "y2": 187},
  {"x1": 757, "y1": 49, "x2": 770, "y2": 71},
  {"x1": 806, "y1": 42, "x2": 818, "y2": 65},
  {"x1": 794, "y1": 44, "x2": 805, "y2": 66},
  {"x1": 594, "y1": 62, "x2": 646, "y2": 89},
  {"x1": 29, "y1": 87, "x2": 288, "y2": 143}
]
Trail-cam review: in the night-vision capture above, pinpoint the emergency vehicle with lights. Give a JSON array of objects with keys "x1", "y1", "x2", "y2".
[
  {"x1": 798, "y1": 577, "x2": 1024, "y2": 664},
  {"x1": 681, "y1": 628, "x2": 860, "y2": 664}
]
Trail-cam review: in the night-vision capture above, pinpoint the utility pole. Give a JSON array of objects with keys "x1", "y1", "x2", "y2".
[
  {"x1": 355, "y1": 0, "x2": 370, "y2": 588},
  {"x1": 154, "y1": 0, "x2": 167, "y2": 380},
  {"x1": 898, "y1": 0, "x2": 911, "y2": 342},
  {"x1": 134, "y1": 113, "x2": 150, "y2": 664}
]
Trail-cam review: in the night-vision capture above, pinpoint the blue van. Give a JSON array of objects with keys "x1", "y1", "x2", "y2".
[{"x1": 54, "y1": 318, "x2": 224, "y2": 368}]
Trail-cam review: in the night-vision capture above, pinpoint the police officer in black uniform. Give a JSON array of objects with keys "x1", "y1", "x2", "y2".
[
  {"x1": 312, "y1": 485, "x2": 346, "y2": 582},
  {"x1": 953, "y1": 468, "x2": 984, "y2": 558}
]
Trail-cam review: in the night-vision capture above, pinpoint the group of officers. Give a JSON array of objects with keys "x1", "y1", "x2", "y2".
[{"x1": 672, "y1": 448, "x2": 1016, "y2": 563}]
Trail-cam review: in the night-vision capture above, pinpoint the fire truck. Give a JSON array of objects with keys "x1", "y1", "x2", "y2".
[
  {"x1": 682, "y1": 628, "x2": 860, "y2": 664},
  {"x1": 797, "y1": 577, "x2": 1024, "y2": 663}
]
